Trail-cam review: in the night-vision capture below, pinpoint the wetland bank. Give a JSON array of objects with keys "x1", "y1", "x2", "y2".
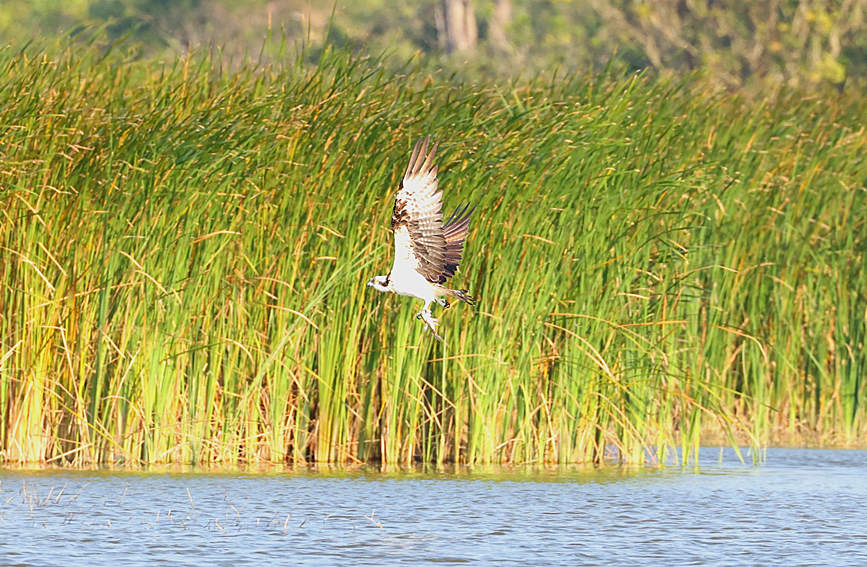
[{"x1": 1, "y1": 41, "x2": 865, "y2": 467}]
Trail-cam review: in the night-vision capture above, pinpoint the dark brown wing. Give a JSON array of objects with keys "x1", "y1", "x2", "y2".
[{"x1": 440, "y1": 202, "x2": 474, "y2": 280}]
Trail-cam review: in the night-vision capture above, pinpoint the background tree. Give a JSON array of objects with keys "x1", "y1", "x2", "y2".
[
  {"x1": 593, "y1": 0, "x2": 866, "y2": 87},
  {"x1": 436, "y1": 0, "x2": 478, "y2": 52},
  {"x1": 2, "y1": 0, "x2": 866, "y2": 88}
]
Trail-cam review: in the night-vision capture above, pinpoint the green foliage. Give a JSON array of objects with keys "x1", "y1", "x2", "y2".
[
  {"x1": 0, "y1": 41, "x2": 865, "y2": 465},
  {"x1": 3, "y1": 1, "x2": 867, "y2": 89},
  {"x1": 593, "y1": 0, "x2": 867, "y2": 87}
]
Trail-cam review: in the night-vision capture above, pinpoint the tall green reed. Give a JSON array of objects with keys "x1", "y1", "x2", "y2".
[{"x1": 0, "y1": 42, "x2": 864, "y2": 465}]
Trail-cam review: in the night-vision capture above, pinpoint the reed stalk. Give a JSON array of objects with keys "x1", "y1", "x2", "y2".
[{"x1": 1, "y1": 42, "x2": 864, "y2": 465}]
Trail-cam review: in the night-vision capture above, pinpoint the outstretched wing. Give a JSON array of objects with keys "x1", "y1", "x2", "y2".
[
  {"x1": 391, "y1": 137, "x2": 449, "y2": 284},
  {"x1": 441, "y1": 202, "x2": 474, "y2": 280}
]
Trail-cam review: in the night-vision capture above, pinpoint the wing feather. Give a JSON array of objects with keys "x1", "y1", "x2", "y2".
[
  {"x1": 390, "y1": 137, "x2": 474, "y2": 285},
  {"x1": 391, "y1": 137, "x2": 448, "y2": 284},
  {"x1": 441, "y1": 203, "x2": 474, "y2": 279}
]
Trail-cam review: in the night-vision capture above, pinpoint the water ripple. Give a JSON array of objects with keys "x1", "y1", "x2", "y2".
[{"x1": 1, "y1": 448, "x2": 865, "y2": 566}]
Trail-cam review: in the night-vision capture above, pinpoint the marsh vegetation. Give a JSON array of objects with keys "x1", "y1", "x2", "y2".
[{"x1": 0, "y1": 43, "x2": 865, "y2": 465}]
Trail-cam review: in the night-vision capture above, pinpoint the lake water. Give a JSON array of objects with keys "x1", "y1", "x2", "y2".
[{"x1": 1, "y1": 448, "x2": 865, "y2": 566}]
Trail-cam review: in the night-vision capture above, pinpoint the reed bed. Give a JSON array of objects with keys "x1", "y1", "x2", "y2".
[{"x1": 1, "y1": 43, "x2": 865, "y2": 465}]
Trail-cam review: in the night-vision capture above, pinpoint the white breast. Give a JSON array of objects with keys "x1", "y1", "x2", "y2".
[{"x1": 390, "y1": 225, "x2": 439, "y2": 302}]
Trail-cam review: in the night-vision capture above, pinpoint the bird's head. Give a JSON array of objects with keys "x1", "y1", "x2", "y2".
[{"x1": 366, "y1": 275, "x2": 391, "y2": 293}]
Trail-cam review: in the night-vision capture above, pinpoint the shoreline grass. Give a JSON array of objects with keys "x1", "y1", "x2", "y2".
[{"x1": 1, "y1": 42, "x2": 865, "y2": 465}]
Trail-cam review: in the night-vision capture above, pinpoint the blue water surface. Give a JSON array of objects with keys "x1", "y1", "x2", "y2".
[{"x1": 1, "y1": 448, "x2": 865, "y2": 566}]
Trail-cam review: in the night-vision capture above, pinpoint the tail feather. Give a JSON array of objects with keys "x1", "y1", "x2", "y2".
[{"x1": 448, "y1": 288, "x2": 476, "y2": 306}]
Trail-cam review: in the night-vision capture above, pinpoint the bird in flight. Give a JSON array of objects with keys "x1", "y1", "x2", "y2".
[{"x1": 367, "y1": 137, "x2": 476, "y2": 341}]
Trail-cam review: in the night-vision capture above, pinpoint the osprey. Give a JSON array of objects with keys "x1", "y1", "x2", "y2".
[{"x1": 367, "y1": 137, "x2": 475, "y2": 341}]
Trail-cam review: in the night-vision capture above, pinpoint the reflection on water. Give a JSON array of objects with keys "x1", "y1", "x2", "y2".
[{"x1": 1, "y1": 448, "x2": 866, "y2": 566}]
